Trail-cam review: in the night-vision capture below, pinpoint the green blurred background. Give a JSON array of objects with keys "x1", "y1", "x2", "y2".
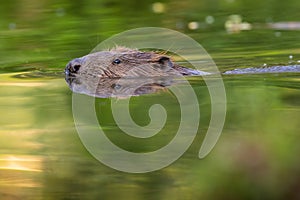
[{"x1": 0, "y1": 0, "x2": 300, "y2": 199}]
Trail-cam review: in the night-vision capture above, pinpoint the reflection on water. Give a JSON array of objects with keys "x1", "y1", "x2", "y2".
[
  {"x1": 224, "y1": 14, "x2": 300, "y2": 33},
  {"x1": 1, "y1": 69, "x2": 300, "y2": 199},
  {"x1": 1, "y1": 0, "x2": 300, "y2": 199},
  {"x1": 0, "y1": 155, "x2": 42, "y2": 172},
  {"x1": 66, "y1": 74, "x2": 176, "y2": 98}
]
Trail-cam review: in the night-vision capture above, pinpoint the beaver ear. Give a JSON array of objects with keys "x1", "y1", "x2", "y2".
[
  {"x1": 153, "y1": 56, "x2": 173, "y2": 69},
  {"x1": 158, "y1": 56, "x2": 170, "y2": 64}
]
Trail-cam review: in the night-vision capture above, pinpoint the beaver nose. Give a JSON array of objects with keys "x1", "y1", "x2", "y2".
[{"x1": 65, "y1": 58, "x2": 82, "y2": 75}]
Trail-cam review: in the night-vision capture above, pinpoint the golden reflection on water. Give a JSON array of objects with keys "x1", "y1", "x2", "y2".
[
  {"x1": 0, "y1": 155, "x2": 42, "y2": 172},
  {"x1": 0, "y1": 82, "x2": 51, "y2": 198},
  {"x1": 0, "y1": 155, "x2": 43, "y2": 190},
  {"x1": 0, "y1": 82, "x2": 47, "y2": 87}
]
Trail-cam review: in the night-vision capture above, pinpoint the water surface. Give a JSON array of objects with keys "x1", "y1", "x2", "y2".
[{"x1": 1, "y1": 0, "x2": 300, "y2": 199}]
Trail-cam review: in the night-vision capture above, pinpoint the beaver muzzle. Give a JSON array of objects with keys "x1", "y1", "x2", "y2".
[{"x1": 65, "y1": 58, "x2": 83, "y2": 76}]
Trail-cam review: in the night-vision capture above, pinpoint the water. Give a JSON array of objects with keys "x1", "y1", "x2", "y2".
[{"x1": 1, "y1": 0, "x2": 300, "y2": 199}]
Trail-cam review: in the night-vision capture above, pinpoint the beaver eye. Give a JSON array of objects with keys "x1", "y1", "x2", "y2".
[
  {"x1": 111, "y1": 83, "x2": 121, "y2": 90},
  {"x1": 113, "y1": 58, "x2": 121, "y2": 65}
]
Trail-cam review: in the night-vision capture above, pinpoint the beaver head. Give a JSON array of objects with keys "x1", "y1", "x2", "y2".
[{"x1": 65, "y1": 47, "x2": 181, "y2": 78}]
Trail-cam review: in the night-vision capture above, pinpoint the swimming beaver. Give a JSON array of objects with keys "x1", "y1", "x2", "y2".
[
  {"x1": 65, "y1": 47, "x2": 300, "y2": 97},
  {"x1": 65, "y1": 47, "x2": 209, "y2": 78},
  {"x1": 65, "y1": 47, "x2": 211, "y2": 97}
]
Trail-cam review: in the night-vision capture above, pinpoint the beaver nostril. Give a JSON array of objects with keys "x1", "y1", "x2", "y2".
[
  {"x1": 73, "y1": 64, "x2": 81, "y2": 72},
  {"x1": 65, "y1": 57, "x2": 83, "y2": 76},
  {"x1": 66, "y1": 63, "x2": 81, "y2": 74}
]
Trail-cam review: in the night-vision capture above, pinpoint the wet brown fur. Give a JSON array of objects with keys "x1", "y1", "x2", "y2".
[{"x1": 65, "y1": 47, "x2": 201, "y2": 78}]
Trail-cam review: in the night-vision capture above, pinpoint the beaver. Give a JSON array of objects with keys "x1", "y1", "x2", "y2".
[
  {"x1": 65, "y1": 47, "x2": 209, "y2": 78},
  {"x1": 65, "y1": 47, "x2": 300, "y2": 97},
  {"x1": 64, "y1": 47, "x2": 210, "y2": 97}
]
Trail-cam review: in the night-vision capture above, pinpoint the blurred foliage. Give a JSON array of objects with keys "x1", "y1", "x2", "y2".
[
  {"x1": 1, "y1": 0, "x2": 300, "y2": 69},
  {"x1": 0, "y1": 0, "x2": 300, "y2": 199}
]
